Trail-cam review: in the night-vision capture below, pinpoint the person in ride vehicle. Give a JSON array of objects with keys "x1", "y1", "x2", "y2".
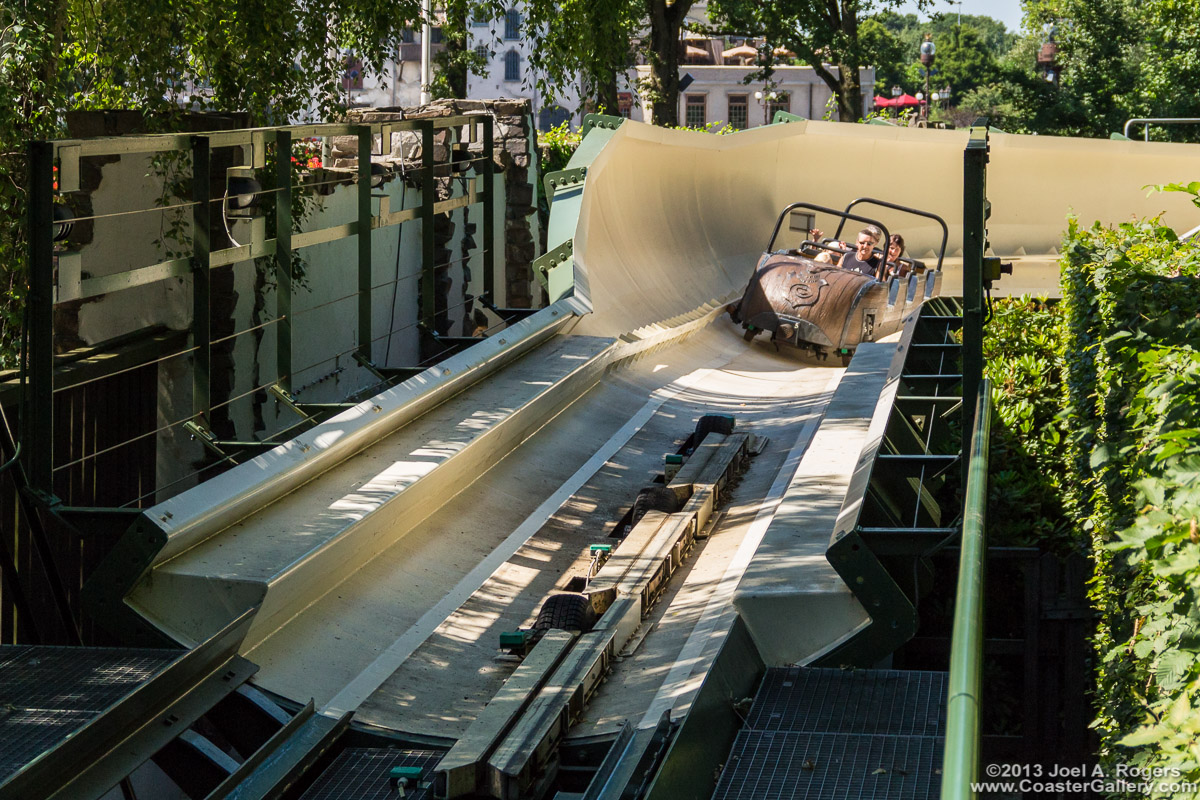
[{"x1": 884, "y1": 233, "x2": 909, "y2": 278}]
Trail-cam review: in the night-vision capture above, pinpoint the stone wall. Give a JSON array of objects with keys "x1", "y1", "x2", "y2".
[{"x1": 345, "y1": 99, "x2": 540, "y2": 322}]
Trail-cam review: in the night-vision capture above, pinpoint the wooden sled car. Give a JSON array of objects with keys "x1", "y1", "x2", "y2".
[{"x1": 730, "y1": 199, "x2": 946, "y2": 363}]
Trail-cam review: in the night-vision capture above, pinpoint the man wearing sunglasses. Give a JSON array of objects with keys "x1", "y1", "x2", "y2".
[{"x1": 839, "y1": 226, "x2": 883, "y2": 277}]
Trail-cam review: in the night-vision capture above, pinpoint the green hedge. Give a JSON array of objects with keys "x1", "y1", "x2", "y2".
[
  {"x1": 983, "y1": 297, "x2": 1072, "y2": 551},
  {"x1": 1059, "y1": 217, "x2": 1200, "y2": 788}
]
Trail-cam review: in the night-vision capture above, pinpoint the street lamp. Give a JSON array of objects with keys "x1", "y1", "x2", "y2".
[
  {"x1": 754, "y1": 89, "x2": 778, "y2": 125},
  {"x1": 918, "y1": 34, "x2": 936, "y2": 122}
]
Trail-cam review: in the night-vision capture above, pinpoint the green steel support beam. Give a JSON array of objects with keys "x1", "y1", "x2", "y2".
[
  {"x1": 482, "y1": 116, "x2": 495, "y2": 303},
  {"x1": 275, "y1": 130, "x2": 294, "y2": 393},
  {"x1": 962, "y1": 127, "x2": 988, "y2": 471},
  {"x1": 191, "y1": 136, "x2": 212, "y2": 423},
  {"x1": 356, "y1": 126, "x2": 373, "y2": 363},
  {"x1": 942, "y1": 380, "x2": 992, "y2": 800},
  {"x1": 25, "y1": 141, "x2": 55, "y2": 498}
]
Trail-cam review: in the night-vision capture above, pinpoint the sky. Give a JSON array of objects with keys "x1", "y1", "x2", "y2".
[{"x1": 890, "y1": 0, "x2": 1027, "y2": 33}]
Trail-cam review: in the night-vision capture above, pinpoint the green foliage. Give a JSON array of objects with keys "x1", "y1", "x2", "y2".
[
  {"x1": 872, "y1": 12, "x2": 1011, "y2": 98},
  {"x1": 705, "y1": 0, "x2": 931, "y2": 123},
  {"x1": 537, "y1": 121, "x2": 582, "y2": 174},
  {"x1": 1057, "y1": 212, "x2": 1200, "y2": 780},
  {"x1": 982, "y1": 297, "x2": 1073, "y2": 551},
  {"x1": 0, "y1": 0, "x2": 426, "y2": 368},
  {"x1": 523, "y1": 0, "x2": 642, "y2": 114}
]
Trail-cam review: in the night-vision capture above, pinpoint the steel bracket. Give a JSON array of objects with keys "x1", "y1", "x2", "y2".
[{"x1": 542, "y1": 167, "x2": 587, "y2": 209}]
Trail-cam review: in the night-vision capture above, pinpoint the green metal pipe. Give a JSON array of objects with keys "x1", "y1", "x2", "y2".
[{"x1": 941, "y1": 379, "x2": 992, "y2": 800}]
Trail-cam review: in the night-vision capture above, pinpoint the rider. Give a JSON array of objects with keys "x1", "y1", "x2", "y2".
[{"x1": 838, "y1": 226, "x2": 883, "y2": 277}]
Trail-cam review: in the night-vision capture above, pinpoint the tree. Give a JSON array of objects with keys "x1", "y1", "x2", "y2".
[
  {"x1": 523, "y1": 0, "x2": 691, "y2": 125},
  {"x1": 926, "y1": 25, "x2": 999, "y2": 98},
  {"x1": 706, "y1": 0, "x2": 931, "y2": 123},
  {"x1": 522, "y1": 0, "x2": 642, "y2": 116},
  {"x1": 0, "y1": 0, "x2": 425, "y2": 365}
]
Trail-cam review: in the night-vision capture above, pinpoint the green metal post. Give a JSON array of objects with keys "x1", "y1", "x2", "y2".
[
  {"x1": 941, "y1": 380, "x2": 991, "y2": 800},
  {"x1": 420, "y1": 121, "x2": 436, "y2": 329},
  {"x1": 25, "y1": 141, "x2": 55, "y2": 498},
  {"x1": 275, "y1": 130, "x2": 293, "y2": 393},
  {"x1": 356, "y1": 126, "x2": 374, "y2": 362},
  {"x1": 962, "y1": 127, "x2": 988, "y2": 470},
  {"x1": 191, "y1": 136, "x2": 212, "y2": 422},
  {"x1": 482, "y1": 116, "x2": 495, "y2": 304}
]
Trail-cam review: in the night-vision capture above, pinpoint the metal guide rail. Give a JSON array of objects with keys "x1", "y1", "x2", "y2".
[{"x1": 430, "y1": 420, "x2": 758, "y2": 800}]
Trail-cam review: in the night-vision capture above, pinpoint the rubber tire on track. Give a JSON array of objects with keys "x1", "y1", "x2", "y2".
[
  {"x1": 695, "y1": 414, "x2": 736, "y2": 439},
  {"x1": 533, "y1": 593, "x2": 597, "y2": 634},
  {"x1": 630, "y1": 486, "x2": 686, "y2": 527}
]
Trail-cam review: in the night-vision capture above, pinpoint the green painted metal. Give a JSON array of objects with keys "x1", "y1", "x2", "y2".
[
  {"x1": 581, "y1": 113, "x2": 625, "y2": 138},
  {"x1": 542, "y1": 167, "x2": 587, "y2": 209},
  {"x1": 356, "y1": 127, "x2": 373, "y2": 363},
  {"x1": 483, "y1": 117, "x2": 496, "y2": 303},
  {"x1": 25, "y1": 141, "x2": 55, "y2": 499},
  {"x1": 191, "y1": 136, "x2": 212, "y2": 424},
  {"x1": 532, "y1": 238, "x2": 574, "y2": 299},
  {"x1": 941, "y1": 380, "x2": 992, "y2": 800},
  {"x1": 961, "y1": 127, "x2": 988, "y2": 463},
  {"x1": 817, "y1": 529, "x2": 919, "y2": 667},
  {"x1": 275, "y1": 130, "x2": 294, "y2": 394},
  {"x1": 771, "y1": 110, "x2": 806, "y2": 124},
  {"x1": 643, "y1": 616, "x2": 763, "y2": 800}
]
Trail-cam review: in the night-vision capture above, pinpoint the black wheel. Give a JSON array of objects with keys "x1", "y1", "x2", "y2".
[
  {"x1": 630, "y1": 486, "x2": 686, "y2": 529},
  {"x1": 695, "y1": 414, "x2": 736, "y2": 439},
  {"x1": 533, "y1": 593, "x2": 597, "y2": 634}
]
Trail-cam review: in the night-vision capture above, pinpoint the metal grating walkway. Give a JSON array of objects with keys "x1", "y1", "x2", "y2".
[
  {"x1": 713, "y1": 731, "x2": 943, "y2": 800},
  {"x1": 712, "y1": 667, "x2": 947, "y2": 800},
  {"x1": 298, "y1": 747, "x2": 444, "y2": 800},
  {"x1": 0, "y1": 645, "x2": 180, "y2": 782},
  {"x1": 746, "y1": 667, "x2": 946, "y2": 737}
]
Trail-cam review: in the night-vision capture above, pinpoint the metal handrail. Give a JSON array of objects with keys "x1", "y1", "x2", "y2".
[
  {"x1": 1123, "y1": 118, "x2": 1200, "y2": 141},
  {"x1": 941, "y1": 378, "x2": 991, "y2": 800}
]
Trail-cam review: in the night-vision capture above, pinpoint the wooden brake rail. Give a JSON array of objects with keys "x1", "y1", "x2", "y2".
[{"x1": 434, "y1": 432, "x2": 754, "y2": 800}]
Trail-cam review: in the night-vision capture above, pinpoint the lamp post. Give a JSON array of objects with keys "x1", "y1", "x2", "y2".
[
  {"x1": 755, "y1": 88, "x2": 778, "y2": 125},
  {"x1": 918, "y1": 34, "x2": 936, "y2": 122}
]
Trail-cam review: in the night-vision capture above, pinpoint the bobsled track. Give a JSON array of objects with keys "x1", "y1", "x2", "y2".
[{"x1": 5, "y1": 117, "x2": 1200, "y2": 800}]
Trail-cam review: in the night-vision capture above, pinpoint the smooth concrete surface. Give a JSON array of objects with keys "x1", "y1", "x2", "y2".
[
  {"x1": 127, "y1": 334, "x2": 615, "y2": 649},
  {"x1": 349, "y1": 325, "x2": 840, "y2": 737},
  {"x1": 732, "y1": 333, "x2": 910, "y2": 666}
]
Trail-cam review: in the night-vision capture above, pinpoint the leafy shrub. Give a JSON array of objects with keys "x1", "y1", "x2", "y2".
[
  {"x1": 1059, "y1": 214, "x2": 1200, "y2": 787},
  {"x1": 983, "y1": 296, "x2": 1073, "y2": 551}
]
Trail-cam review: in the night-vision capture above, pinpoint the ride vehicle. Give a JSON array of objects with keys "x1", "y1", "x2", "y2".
[{"x1": 730, "y1": 199, "x2": 947, "y2": 363}]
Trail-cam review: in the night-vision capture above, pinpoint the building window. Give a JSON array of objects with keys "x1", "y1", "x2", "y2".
[
  {"x1": 342, "y1": 56, "x2": 364, "y2": 91},
  {"x1": 471, "y1": 11, "x2": 488, "y2": 26},
  {"x1": 430, "y1": 26, "x2": 443, "y2": 44},
  {"x1": 685, "y1": 94, "x2": 706, "y2": 128},
  {"x1": 505, "y1": 9, "x2": 521, "y2": 39},
  {"x1": 538, "y1": 105, "x2": 572, "y2": 131},
  {"x1": 618, "y1": 92, "x2": 633, "y2": 118},
  {"x1": 401, "y1": 28, "x2": 415, "y2": 43},
  {"x1": 728, "y1": 94, "x2": 748, "y2": 129},
  {"x1": 504, "y1": 49, "x2": 520, "y2": 82},
  {"x1": 768, "y1": 93, "x2": 791, "y2": 120},
  {"x1": 474, "y1": 44, "x2": 489, "y2": 60}
]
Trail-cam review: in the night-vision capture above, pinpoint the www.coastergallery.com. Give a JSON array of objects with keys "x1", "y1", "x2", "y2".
[
  {"x1": 974, "y1": 763, "x2": 1197, "y2": 795},
  {"x1": 972, "y1": 778, "x2": 1200, "y2": 794}
]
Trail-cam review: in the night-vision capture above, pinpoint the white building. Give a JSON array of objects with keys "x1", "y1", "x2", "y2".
[{"x1": 346, "y1": 5, "x2": 875, "y2": 129}]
